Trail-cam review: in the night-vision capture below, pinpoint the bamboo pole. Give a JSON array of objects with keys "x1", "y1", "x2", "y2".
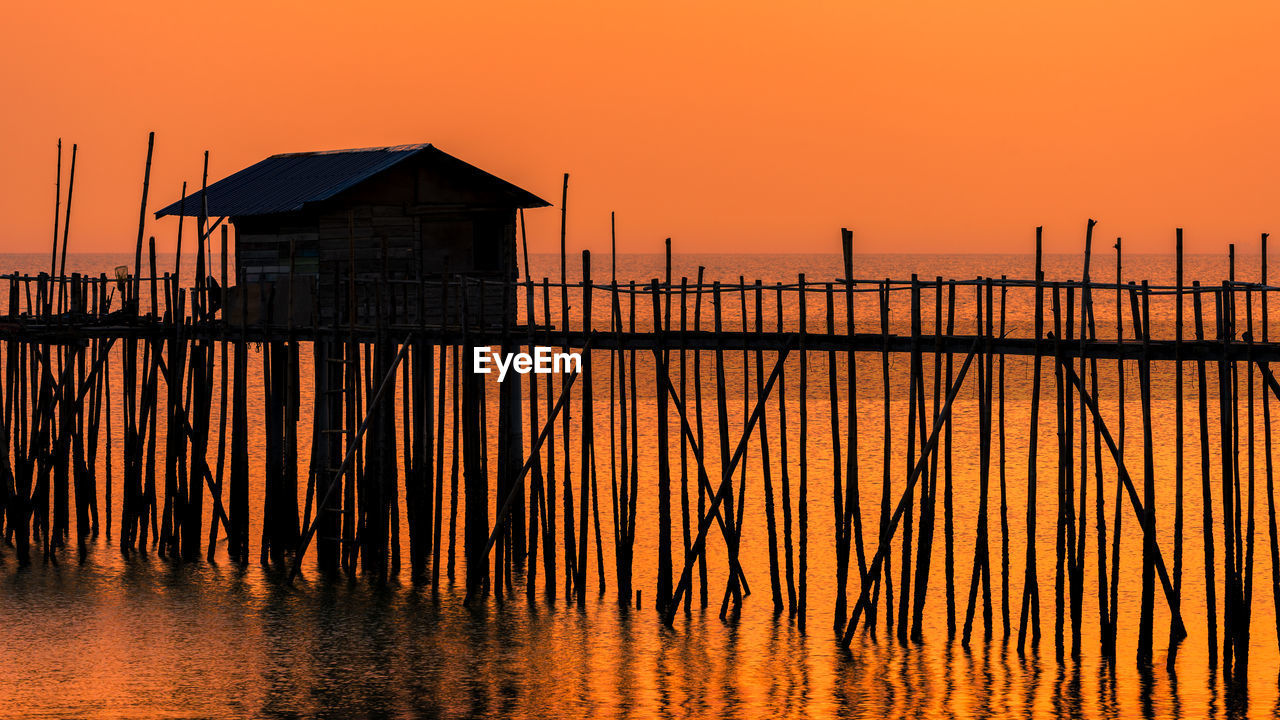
[
  {"x1": 1018, "y1": 228, "x2": 1044, "y2": 653},
  {"x1": 1194, "y1": 281, "x2": 1218, "y2": 666},
  {"x1": 694, "y1": 267, "x2": 708, "y2": 606},
  {"x1": 875, "y1": 280, "x2": 892, "y2": 635},
  {"x1": 580, "y1": 253, "x2": 598, "y2": 600},
  {"x1": 828, "y1": 281, "x2": 847, "y2": 629},
  {"x1": 897, "y1": 276, "x2": 922, "y2": 643},
  {"x1": 798, "y1": 273, "x2": 809, "y2": 630},
  {"x1": 654, "y1": 274, "x2": 672, "y2": 611},
  {"x1": 680, "y1": 275, "x2": 692, "y2": 612},
  {"x1": 911, "y1": 276, "x2": 943, "y2": 643},
  {"x1": 841, "y1": 338, "x2": 982, "y2": 646},
  {"x1": 757, "y1": 280, "x2": 783, "y2": 614},
  {"x1": 1172, "y1": 229, "x2": 1186, "y2": 654},
  {"x1": 1133, "y1": 282, "x2": 1157, "y2": 665},
  {"x1": 1263, "y1": 231, "x2": 1280, "y2": 654},
  {"x1": 778, "y1": 282, "x2": 797, "y2": 616},
  {"x1": 664, "y1": 345, "x2": 794, "y2": 626}
]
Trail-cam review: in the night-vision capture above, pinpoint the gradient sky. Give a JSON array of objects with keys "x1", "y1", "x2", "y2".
[{"x1": 2, "y1": 1, "x2": 1278, "y2": 255}]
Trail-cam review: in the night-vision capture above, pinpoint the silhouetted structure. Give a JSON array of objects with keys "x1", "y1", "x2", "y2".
[
  {"x1": 155, "y1": 144, "x2": 548, "y2": 326},
  {"x1": 4, "y1": 134, "x2": 1272, "y2": 681}
]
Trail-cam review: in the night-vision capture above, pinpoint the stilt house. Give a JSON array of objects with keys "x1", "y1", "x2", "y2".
[{"x1": 155, "y1": 144, "x2": 549, "y2": 327}]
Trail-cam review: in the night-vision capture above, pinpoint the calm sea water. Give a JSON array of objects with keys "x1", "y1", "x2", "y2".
[{"x1": 2, "y1": 251, "x2": 1279, "y2": 718}]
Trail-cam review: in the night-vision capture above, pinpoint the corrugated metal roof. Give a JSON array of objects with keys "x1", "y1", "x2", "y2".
[{"x1": 154, "y1": 144, "x2": 549, "y2": 218}]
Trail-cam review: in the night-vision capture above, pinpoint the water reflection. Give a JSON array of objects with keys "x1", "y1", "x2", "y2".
[{"x1": 7, "y1": 514, "x2": 1280, "y2": 718}]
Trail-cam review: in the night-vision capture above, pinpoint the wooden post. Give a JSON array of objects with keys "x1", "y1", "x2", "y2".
[
  {"x1": 1190, "y1": 280, "x2": 1217, "y2": 665},
  {"x1": 798, "y1": 273, "x2": 808, "y2": 630},
  {"x1": 1263, "y1": 232, "x2": 1280, "y2": 655},
  {"x1": 694, "y1": 267, "x2": 708, "y2": 606},
  {"x1": 539, "y1": 278, "x2": 554, "y2": 596},
  {"x1": 778, "y1": 282, "x2": 797, "y2": 616},
  {"x1": 1173, "y1": 228, "x2": 1186, "y2": 651},
  {"x1": 1217, "y1": 283, "x2": 1240, "y2": 674},
  {"x1": 578, "y1": 252, "x2": 596, "y2": 601},
  {"x1": 680, "y1": 275, "x2": 693, "y2": 612},
  {"x1": 827, "y1": 281, "x2": 847, "y2": 629},
  {"x1": 998, "y1": 276, "x2": 1010, "y2": 639},
  {"x1": 653, "y1": 273, "x2": 673, "y2": 611},
  {"x1": 945, "y1": 280, "x2": 957, "y2": 638},
  {"x1": 1018, "y1": 227, "x2": 1044, "y2": 653},
  {"x1": 875, "y1": 279, "x2": 893, "y2": 635},
  {"x1": 898, "y1": 276, "x2": 922, "y2": 643}
]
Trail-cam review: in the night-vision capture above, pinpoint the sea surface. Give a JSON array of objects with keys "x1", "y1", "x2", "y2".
[{"x1": 2, "y1": 251, "x2": 1279, "y2": 718}]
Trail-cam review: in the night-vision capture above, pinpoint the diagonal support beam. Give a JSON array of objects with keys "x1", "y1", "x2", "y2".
[
  {"x1": 1056, "y1": 356, "x2": 1188, "y2": 643},
  {"x1": 840, "y1": 338, "x2": 980, "y2": 647},
  {"x1": 24, "y1": 337, "x2": 121, "y2": 516},
  {"x1": 651, "y1": 347, "x2": 752, "y2": 593},
  {"x1": 1256, "y1": 360, "x2": 1280, "y2": 405},
  {"x1": 289, "y1": 333, "x2": 413, "y2": 582},
  {"x1": 464, "y1": 335, "x2": 595, "y2": 605},
  {"x1": 664, "y1": 340, "x2": 793, "y2": 626}
]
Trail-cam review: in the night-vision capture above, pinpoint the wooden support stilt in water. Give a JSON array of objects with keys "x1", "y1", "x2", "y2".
[
  {"x1": 654, "y1": 274, "x2": 672, "y2": 612},
  {"x1": 558, "y1": 175, "x2": 575, "y2": 602},
  {"x1": 628, "y1": 280, "x2": 640, "y2": 602},
  {"x1": 1131, "y1": 282, "x2": 1157, "y2": 664},
  {"x1": 1106, "y1": 238, "x2": 1126, "y2": 659},
  {"x1": 1079, "y1": 223, "x2": 1099, "y2": 660},
  {"x1": 209, "y1": 226, "x2": 229, "y2": 563},
  {"x1": 446, "y1": 290, "x2": 462, "y2": 584},
  {"x1": 777, "y1": 281, "x2": 797, "y2": 618},
  {"x1": 1216, "y1": 284, "x2": 1241, "y2": 677},
  {"x1": 874, "y1": 280, "x2": 892, "y2": 636},
  {"x1": 680, "y1": 274, "x2": 693, "y2": 613},
  {"x1": 843, "y1": 235, "x2": 867, "y2": 633},
  {"x1": 1018, "y1": 228, "x2": 1044, "y2": 654},
  {"x1": 521, "y1": 218, "x2": 544, "y2": 601},
  {"x1": 897, "y1": 276, "x2": 922, "y2": 644},
  {"x1": 798, "y1": 274, "x2": 809, "y2": 631},
  {"x1": 841, "y1": 338, "x2": 982, "y2": 647},
  {"x1": 577, "y1": 253, "x2": 596, "y2": 602},
  {"x1": 612, "y1": 273, "x2": 632, "y2": 606},
  {"x1": 1192, "y1": 280, "x2": 1219, "y2": 666},
  {"x1": 712, "y1": 281, "x2": 743, "y2": 619},
  {"x1": 1243, "y1": 279, "x2": 1257, "y2": 680},
  {"x1": 1262, "y1": 232, "x2": 1280, "y2": 655},
  {"x1": 757, "y1": 280, "x2": 783, "y2": 615},
  {"x1": 649, "y1": 341, "x2": 755, "y2": 603},
  {"x1": 539, "y1": 277, "x2": 554, "y2": 597},
  {"x1": 664, "y1": 344, "x2": 794, "y2": 627},
  {"x1": 291, "y1": 334, "x2": 414, "y2": 582},
  {"x1": 591, "y1": 255, "x2": 607, "y2": 597},
  {"x1": 963, "y1": 279, "x2": 994, "y2": 648},
  {"x1": 1052, "y1": 282, "x2": 1066, "y2": 657},
  {"x1": 694, "y1": 267, "x2": 708, "y2": 607},
  {"x1": 945, "y1": 280, "x2": 958, "y2": 639},
  {"x1": 1054, "y1": 352, "x2": 1188, "y2": 645},
  {"x1": 911, "y1": 276, "x2": 942, "y2": 643},
  {"x1": 433, "y1": 271, "x2": 450, "y2": 592},
  {"x1": 1171, "y1": 229, "x2": 1185, "y2": 656},
  {"x1": 463, "y1": 336, "x2": 595, "y2": 606},
  {"x1": 828, "y1": 280, "x2": 847, "y2": 630}
]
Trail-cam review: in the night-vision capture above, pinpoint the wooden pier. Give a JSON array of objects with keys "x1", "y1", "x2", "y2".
[{"x1": 2, "y1": 140, "x2": 1279, "y2": 682}]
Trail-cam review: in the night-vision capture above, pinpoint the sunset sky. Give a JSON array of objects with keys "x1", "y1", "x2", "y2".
[{"x1": 2, "y1": 1, "x2": 1278, "y2": 255}]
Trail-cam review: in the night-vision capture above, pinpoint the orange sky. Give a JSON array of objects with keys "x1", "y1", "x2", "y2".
[{"x1": 2, "y1": 1, "x2": 1278, "y2": 255}]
